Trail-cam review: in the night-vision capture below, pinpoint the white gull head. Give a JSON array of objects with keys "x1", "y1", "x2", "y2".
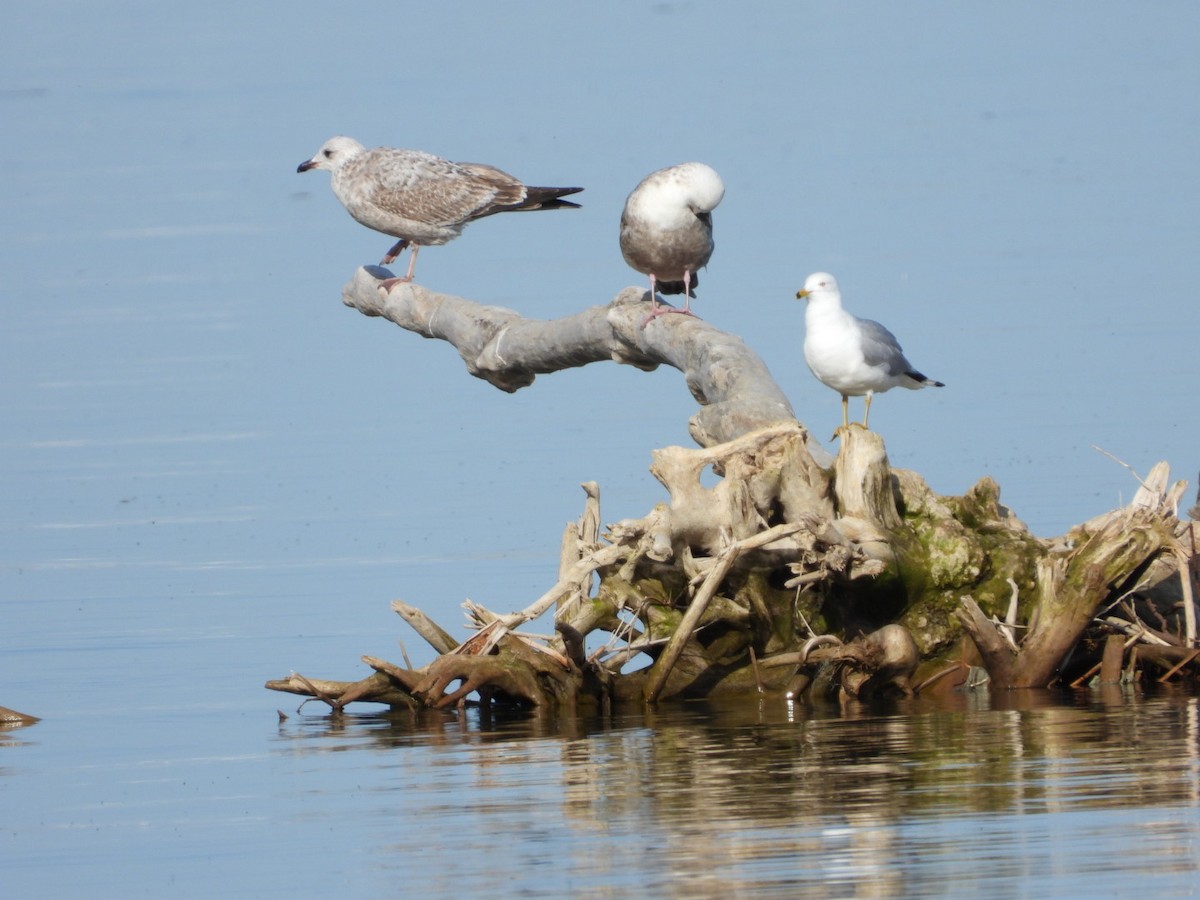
[
  {"x1": 625, "y1": 162, "x2": 725, "y2": 229},
  {"x1": 297, "y1": 136, "x2": 367, "y2": 174},
  {"x1": 796, "y1": 271, "x2": 841, "y2": 304}
]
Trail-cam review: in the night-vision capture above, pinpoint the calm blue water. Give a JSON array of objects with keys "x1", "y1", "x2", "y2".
[
  {"x1": 2, "y1": 2, "x2": 1199, "y2": 895},
  {"x1": 5, "y1": 688, "x2": 1199, "y2": 896}
]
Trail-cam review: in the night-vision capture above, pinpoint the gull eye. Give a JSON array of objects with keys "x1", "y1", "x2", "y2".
[{"x1": 323, "y1": 149, "x2": 334, "y2": 158}]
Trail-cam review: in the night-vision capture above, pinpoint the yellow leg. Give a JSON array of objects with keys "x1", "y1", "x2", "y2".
[
  {"x1": 863, "y1": 392, "x2": 874, "y2": 429},
  {"x1": 841, "y1": 395, "x2": 849, "y2": 429}
]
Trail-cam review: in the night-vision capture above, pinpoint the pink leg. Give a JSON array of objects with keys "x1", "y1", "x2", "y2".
[
  {"x1": 379, "y1": 245, "x2": 421, "y2": 294},
  {"x1": 381, "y1": 239, "x2": 409, "y2": 265},
  {"x1": 640, "y1": 275, "x2": 662, "y2": 326},
  {"x1": 642, "y1": 269, "x2": 699, "y2": 325}
]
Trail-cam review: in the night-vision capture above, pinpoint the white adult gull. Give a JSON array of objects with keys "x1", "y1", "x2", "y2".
[
  {"x1": 619, "y1": 162, "x2": 725, "y2": 321},
  {"x1": 298, "y1": 136, "x2": 582, "y2": 286},
  {"x1": 796, "y1": 272, "x2": 943, "y2": 430}
]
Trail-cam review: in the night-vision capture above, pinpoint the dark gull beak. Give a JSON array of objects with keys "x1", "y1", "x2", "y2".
[{"x1": 297, "y1": 159, "x2": 317, "y2": 173}]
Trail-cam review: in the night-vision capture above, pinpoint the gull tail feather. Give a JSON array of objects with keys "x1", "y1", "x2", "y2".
[
  {"x1": 906, "y1": 370, "x2": 945, "y2": 388},
  {"x1": 518, "y1": 185, "x2": 584, "y2": 211}
]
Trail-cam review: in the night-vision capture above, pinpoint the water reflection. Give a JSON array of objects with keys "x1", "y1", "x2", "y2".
[{"x1": 271, "y1": 688, "x2": 1200, "y2": 896}]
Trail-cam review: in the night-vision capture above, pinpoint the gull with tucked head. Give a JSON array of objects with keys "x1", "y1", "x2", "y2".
[
  {"x1": 796, "y1": 272, "x2": 944, "y2": 431},
  {"x1": 298, "y1": 136, "x2": 582, "y2": 288},
  {"x1": 619, "y1": 162, "x2": 725, "y2": 322}
]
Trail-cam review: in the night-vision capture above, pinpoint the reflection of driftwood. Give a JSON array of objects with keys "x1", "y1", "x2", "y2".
[{"x1": 267, "y1": 277, "x2": 1198, "y2": 711}]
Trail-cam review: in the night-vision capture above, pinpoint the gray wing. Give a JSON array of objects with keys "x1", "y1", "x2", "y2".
[
  {"x1": 858, "y1": 318, "x2": 914, "y2": 376},
  {"x1": 360, "y1": 149, "x2": 517, "y2": 227}
]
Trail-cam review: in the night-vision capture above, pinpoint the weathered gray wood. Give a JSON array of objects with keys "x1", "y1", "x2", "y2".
[
  {"x1": 643, "y1": 522, "x2": 805, "y2": 703},
  {"x1": 647, "y1": 423, "x2": 832, "y2": 556},
  {"x1": 834, "y1": 427, "x2": 901, "y2": 530},
  {"x1": 341, "y1": 269, "x2": 802, "y2": 448},
  {"x1": 1099, "y1": 634, "x2": 1126, "y2": 683},
  {"x1": 264, "y1": 672, "x2": 416, "y2": 708},
  {"x1": 391, "y1": 600, "x2": 458, "y2": 654},
  {"x1": 956, "y1": 493, "x2": 1184, "y2": 689},
  {"x1": 955, "y1": 598, "x2": 1017, "y2": 688}
]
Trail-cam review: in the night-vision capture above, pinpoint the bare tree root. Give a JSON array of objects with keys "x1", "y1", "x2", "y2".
[
  {"x1": 413, "y1": 633, "x2": 579, "y2": 710},
  {"x1": 265, "y1": 671, "x2": 418, "y2": 710},
  {"x1": 955, "y1": 463, "x2": 1193, "y2": 688},
  {"x1": 265, "y1": 280, "x2": 1198, "y2": 712}
]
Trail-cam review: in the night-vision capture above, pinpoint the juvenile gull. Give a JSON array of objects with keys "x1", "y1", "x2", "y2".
[
  {"x1": 796, "y1": 272, "x2": 943, "y2": 430},
  {"x1": 298, "y1": 136, "x2": 582, "y2": 285},
  {"x1": 619, "y1": 162, "x2": 725, "y2": 321}
]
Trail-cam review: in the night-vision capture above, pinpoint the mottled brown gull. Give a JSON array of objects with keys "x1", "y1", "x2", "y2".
[
  {"x1": 298, "y1": 136, "x2": 582, "y2": 285},
  {"x1": 796, "y1": 272, "x2": 944, "y2": 430},
  {"x1": 619, "y1": 162, "x2": 724, "y2": 322}
]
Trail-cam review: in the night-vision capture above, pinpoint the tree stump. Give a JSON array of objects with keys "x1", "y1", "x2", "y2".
[{"x1": 266, "y1": 274, "x2": 1198, "y2": 710}]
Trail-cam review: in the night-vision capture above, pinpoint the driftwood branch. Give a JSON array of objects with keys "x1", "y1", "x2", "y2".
[
  {"x1": 265, "y1": 671, "x2": 417, "y2": 708},
  {"x1": 341, "y1": 269, "x2": 803, "y2": 448},
  {"x1": 0, "y1": 705, "x2": 40, "y2": 727},
  {"x1": 391, "y1": 600, "x2": 458, "y2": 654}
]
